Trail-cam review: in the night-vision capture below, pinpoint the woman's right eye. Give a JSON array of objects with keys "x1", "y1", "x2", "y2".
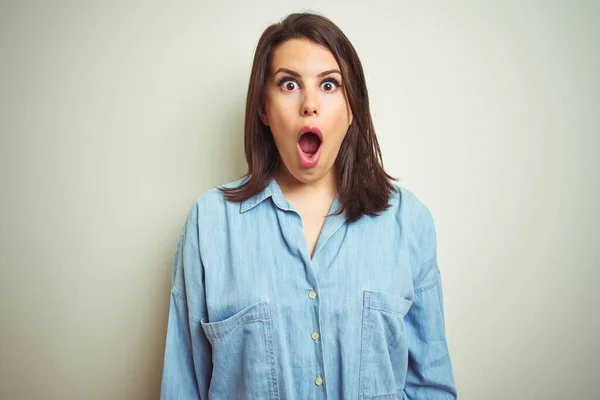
[{"x1": 279, "y1": 79, "x2": 299, "y2": 91}]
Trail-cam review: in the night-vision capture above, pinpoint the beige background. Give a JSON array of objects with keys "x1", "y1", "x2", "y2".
[{"x1": 1, "y1": 1, "x2": 598, "y2": 399}]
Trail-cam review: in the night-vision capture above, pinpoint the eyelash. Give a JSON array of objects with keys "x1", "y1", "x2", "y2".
[{"x1": 276, "y1": 77, "x2": 341, "y2": 91}]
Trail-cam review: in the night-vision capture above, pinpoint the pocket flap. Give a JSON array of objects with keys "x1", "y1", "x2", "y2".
[
  {"x1": 363, "y1": 291, "x2": 412, "y2": 315},
  {"x1": 201, "y1": 301, "x2": 270, "y2": 340}
]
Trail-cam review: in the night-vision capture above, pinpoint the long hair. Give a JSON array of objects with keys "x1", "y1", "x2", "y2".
[{"x1": 219, "y1": 12, "x2": 399, "y2": 222}]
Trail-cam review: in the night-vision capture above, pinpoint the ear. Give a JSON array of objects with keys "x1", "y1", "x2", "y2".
[
  {"x1": 259, "y1": 104, "x2": 269, "y2": 126},
  {"x1": 260, "y1": 112, "x2": 269, "y2": 126}
]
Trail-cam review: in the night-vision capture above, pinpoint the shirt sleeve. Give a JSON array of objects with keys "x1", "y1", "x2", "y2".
[
  {"x1": 403, "y1": 206, "x2": 458, "y2": 399},
  {"x1": 160, "y1": 202, "x2": 212, "y2": 399}
]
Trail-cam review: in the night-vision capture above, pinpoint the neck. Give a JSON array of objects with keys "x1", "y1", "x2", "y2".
[{"x1": 274, "y1": 166, "x2": 338, "y2": 200}]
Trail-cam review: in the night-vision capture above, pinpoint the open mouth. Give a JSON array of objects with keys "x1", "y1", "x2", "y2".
[
  {"x1": 298, "y1": 131, "x2": 322, "y2": 158},
  {"x1": 296, "y1": 126, "x2": 323, "y2": 168}
]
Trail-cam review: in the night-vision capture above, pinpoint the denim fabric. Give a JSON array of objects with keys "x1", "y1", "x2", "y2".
[{"x1": 160, "y1": 176, "x2": 457, "y2": 399}]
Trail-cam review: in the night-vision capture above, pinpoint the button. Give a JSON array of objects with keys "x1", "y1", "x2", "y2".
[
  {"x1": 315, "y1": 375, "x2": 323, "y2": 386},
  {"x1": 311, "y1": 331, "x2": 320, "y2": 340},
  {"x1": 308, "y1": 290, "x2": 317, "y2": 299}
]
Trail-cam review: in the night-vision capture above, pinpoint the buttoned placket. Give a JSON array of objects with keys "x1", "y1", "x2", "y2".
[
  {"x1": 270, "y1": 180, "x2": 347, "y2": 396},
  {"x1": 301, "y1": 224, "x2": 326, "y2": 394}
]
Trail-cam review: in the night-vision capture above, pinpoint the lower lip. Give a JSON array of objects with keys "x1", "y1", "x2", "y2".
[{"x1": 297, "y1": 141, "x2": 322, "y2": 168}]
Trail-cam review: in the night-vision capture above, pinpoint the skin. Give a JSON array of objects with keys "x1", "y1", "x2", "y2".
[{"x1": 260, "y1": 38, "x2": 353, "y2": 202}]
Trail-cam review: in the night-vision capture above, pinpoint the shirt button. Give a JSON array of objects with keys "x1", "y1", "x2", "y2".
[
  {"x1": 308, "y1": 290, "x2": 317, "y2": 299},
  {"x1": 315, "y1": 375, "x2": 323, "y2": 386},
  {"x1": 311, "y1": 331, "x2": 320, "y2": 340}
]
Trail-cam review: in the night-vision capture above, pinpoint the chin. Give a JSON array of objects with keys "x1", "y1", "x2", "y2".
[
  {"x1": 287, "y1": 163, "x2": 331, "y2": 185},
  {"x1": 292, "y1": 172, "x2": 321, "y2": 184}
]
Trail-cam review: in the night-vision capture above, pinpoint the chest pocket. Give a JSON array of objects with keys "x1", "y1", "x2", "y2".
[
  {"x1": 359, "y1": 290, "x2": 413, "y2": 400},
  {"x1": 200, "y1": 301, "x2": 279, "y2": 399}
]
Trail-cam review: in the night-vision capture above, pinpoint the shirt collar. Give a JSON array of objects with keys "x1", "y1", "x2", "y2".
[
  {"x1": 239, "y1": 176, "x2": 346, "y2": 225},
  {"x1": 240, "y1": 176, "x2": 294, "y2": 213}
]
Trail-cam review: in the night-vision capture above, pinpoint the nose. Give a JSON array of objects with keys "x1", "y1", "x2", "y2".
[
  {"x1": 301, "y1": 89, "x2": 319, "y2": 116},
  {"x1": 303, "y1": 105, "x2": 317, "y2": 116}
]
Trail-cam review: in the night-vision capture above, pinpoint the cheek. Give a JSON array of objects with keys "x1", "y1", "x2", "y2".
[
  {"x1": 267, "y1": 97, "x2": 298, "y2": 128},
  {"x1": 329, "y1": 100, "x2": 352, "y2": 132},
  {"x1": 322, "y1": 94, "x2": 350, "y2": 119},
  {"x1": 266, "y1": 104, "x2": 299, "y2": 148},
  {"x1": 329, "y1": 110, "x2": 351, "y2": 150}
]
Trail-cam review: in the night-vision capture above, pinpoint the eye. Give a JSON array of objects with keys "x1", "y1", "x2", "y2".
[
  {"x1": 320, "y1": 78, "x2": 341, "y2": 92},
  {"x1": 278, "y1": 78, "x2": 300, "y2": 91}
]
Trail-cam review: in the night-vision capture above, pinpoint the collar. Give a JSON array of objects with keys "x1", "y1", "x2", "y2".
[
  {"x1": 239, "y1": 176, "x2": 295, "y2": 213},
  {"x1": 239, "y1": 176, "x2": 344, "y2": 221}
]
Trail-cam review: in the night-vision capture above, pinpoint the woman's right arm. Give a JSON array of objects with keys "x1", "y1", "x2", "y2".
[{"x1": 160, "y1": 202, "x2": 212, "y2": 399}]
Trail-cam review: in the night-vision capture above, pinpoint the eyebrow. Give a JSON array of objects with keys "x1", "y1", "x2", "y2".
[{"x1": 273, "y1": 67, "x2": 342, "y2": 78}]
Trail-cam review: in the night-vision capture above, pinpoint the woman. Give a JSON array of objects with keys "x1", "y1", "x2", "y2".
[{"x1": 161, "y1": 12, "x2": 457, "y2": 400}]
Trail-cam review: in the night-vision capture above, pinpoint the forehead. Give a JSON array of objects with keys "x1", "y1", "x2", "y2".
[{"x1": 270, "y1": 39, "x2": 340, "y2": 75}]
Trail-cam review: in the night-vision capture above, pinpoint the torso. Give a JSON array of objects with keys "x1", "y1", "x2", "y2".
[{"x1": 189, "y1": 178, "x2": 433, "y2": 398}]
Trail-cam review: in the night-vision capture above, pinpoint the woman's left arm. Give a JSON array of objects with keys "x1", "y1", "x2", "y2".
[{"x1": 403, "y1": 206, "x2": 458, "y2": 399}]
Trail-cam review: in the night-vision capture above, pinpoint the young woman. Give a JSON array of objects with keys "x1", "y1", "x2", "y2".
[{"x1": 161, "y1": 12, "x2": 457, "y2": 400}]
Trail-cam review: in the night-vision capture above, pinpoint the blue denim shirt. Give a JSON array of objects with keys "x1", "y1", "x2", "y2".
[{"x1": 160, "y1": 176, "x2": 457, "y2": 399}]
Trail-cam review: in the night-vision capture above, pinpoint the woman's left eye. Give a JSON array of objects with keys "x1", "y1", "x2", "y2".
[{"x1": 320, "y1": 79, "x2": 340, "y2": 92}]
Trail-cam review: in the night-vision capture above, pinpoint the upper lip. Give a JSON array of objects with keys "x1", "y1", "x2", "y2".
[{"x1": 297, "y1": 126, "x2": 323, "y2": 143}]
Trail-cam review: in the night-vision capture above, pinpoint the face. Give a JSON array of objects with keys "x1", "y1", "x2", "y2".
[{"x1": 261, "y1": 38, "x2": 353, "y2": 187}]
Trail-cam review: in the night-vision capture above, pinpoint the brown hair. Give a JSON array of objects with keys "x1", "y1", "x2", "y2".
[{"x1": 219, "y1": 12, "x2": 399, "y2": 222}]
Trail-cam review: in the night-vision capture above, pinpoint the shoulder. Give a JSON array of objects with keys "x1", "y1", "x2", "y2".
[
  {"x1": 185, "y1": 176, "x2": 248, "y2": 225},
  {"x1": 388, "y1": 182, "x2": 436, "y2": 249},
  {"x1": 389, "y1": 183, "x2": 434, "y2": 226},
  {"x1": 192, "y1": 176, "x2": 247, "y2": 207},
  {"x1": 387, "y1": 183, "x2": 440, "y2": 288}
]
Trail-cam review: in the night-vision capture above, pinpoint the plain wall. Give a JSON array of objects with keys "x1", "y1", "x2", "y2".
[{"x1": 1, "y1": 1, "x2": 598, "y2": 399}]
